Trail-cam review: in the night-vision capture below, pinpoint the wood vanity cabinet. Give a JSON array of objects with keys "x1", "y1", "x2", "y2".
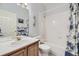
[
  {"x1": 3, "y1": 41, "x2": 39, "y2": 56},
  {"x1": 27, "y1": 42, "x2": 39, "y2": 56}
]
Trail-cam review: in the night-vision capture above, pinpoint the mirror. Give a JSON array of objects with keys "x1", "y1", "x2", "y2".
[
  {"x1": 0, "y1": 3, "x2": 29, "y2": 37},
  {"x1": 0, "y1": 9, "x2": 17, "y2": 37}
]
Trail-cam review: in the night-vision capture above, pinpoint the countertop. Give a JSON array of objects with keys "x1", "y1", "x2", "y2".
[{"x1": 0, "y1": 36, "x2": 40, "y2": 56}]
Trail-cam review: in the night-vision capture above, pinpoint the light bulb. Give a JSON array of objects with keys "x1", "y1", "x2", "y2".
[
  {"x1": 24, "y1": 3, "x2": 27, "y2": 5},
  {"x1": 52, "y1": 20, "x2": 56, "y2": 24}
]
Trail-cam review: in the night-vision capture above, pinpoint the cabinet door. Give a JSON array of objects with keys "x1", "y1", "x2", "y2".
[
  {"x1": 34, "y1": 42, "x2": 39, "y2": 56},
  {"x1": 10, "y1": 49, "x2": 25, "y2": 56},
  {"x1": 24, "y1": 47, "x2": 28, "y2": 56},
  {"x1": 27, "y1": 42, "x2": 39, "y2": 56}
]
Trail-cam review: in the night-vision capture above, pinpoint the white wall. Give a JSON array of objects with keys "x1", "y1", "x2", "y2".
[{"x1": 46, "y1": 11, "x2": 69, "y2": 56}]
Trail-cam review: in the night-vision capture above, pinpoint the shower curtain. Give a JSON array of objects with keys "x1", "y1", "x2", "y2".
[{"x1": 65, "y1": 3, "x2": 79, "y2": 56}]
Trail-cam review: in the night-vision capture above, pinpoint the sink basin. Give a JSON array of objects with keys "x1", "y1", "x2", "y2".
[
  {"x1": 9, "y1": 39, "x2": 31, "y2": 47},
  {"x1": 11, "y1": 40, "x2": 27, "y2": 44}
]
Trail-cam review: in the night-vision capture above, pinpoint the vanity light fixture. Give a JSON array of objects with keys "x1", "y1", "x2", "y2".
[
  {"x1": 52, "y1": 20, "x2": 56, "y2": 24},
  {"x1": 17, "y1": 3, "x2": 28, "y2": 9}
]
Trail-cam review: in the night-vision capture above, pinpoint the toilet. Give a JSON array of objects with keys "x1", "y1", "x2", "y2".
[
  {"x1": 39, "y1": 43, "x2": 51, "y2": 56},
  {"x1": 32, "y1": 35, "x2": 51, "y2": 56}
]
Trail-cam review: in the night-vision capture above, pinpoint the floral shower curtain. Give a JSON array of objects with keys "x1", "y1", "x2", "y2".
[{"x1": 65, "y1": 3, "x2": 79, "y2": 56}]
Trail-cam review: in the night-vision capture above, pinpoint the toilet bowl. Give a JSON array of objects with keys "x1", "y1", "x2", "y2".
[{"x1": 39, "y1": 43, "x2": 51, "y2": 56}]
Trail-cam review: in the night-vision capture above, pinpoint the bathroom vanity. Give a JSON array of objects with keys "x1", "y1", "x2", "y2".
[
  {"x1": 0, "y1": 37, "x2": 40, "y2": 56},
  {"x1": 3, "y1": 41, "x2": 39, "y2": 56}
]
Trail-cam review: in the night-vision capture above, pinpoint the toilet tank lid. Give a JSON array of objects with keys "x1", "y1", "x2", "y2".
[{"x1": 39, "y1": 44, "x2": 51, "y2": 50}]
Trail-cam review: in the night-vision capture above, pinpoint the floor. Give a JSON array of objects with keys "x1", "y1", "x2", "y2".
[{"x1": 39, "y1": 49, "x2": 56, "y2": 56}]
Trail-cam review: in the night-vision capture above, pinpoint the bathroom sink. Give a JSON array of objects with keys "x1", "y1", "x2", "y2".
[
  {"x1": 9, "y1": 37, "x2": 36, "y2": 47},
  {"x1": 10, "y1": 40, "x2": 27, "y2": 45},
  {"x1": 9, "y1": 39, "x2": 32, "y2": 47}
]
